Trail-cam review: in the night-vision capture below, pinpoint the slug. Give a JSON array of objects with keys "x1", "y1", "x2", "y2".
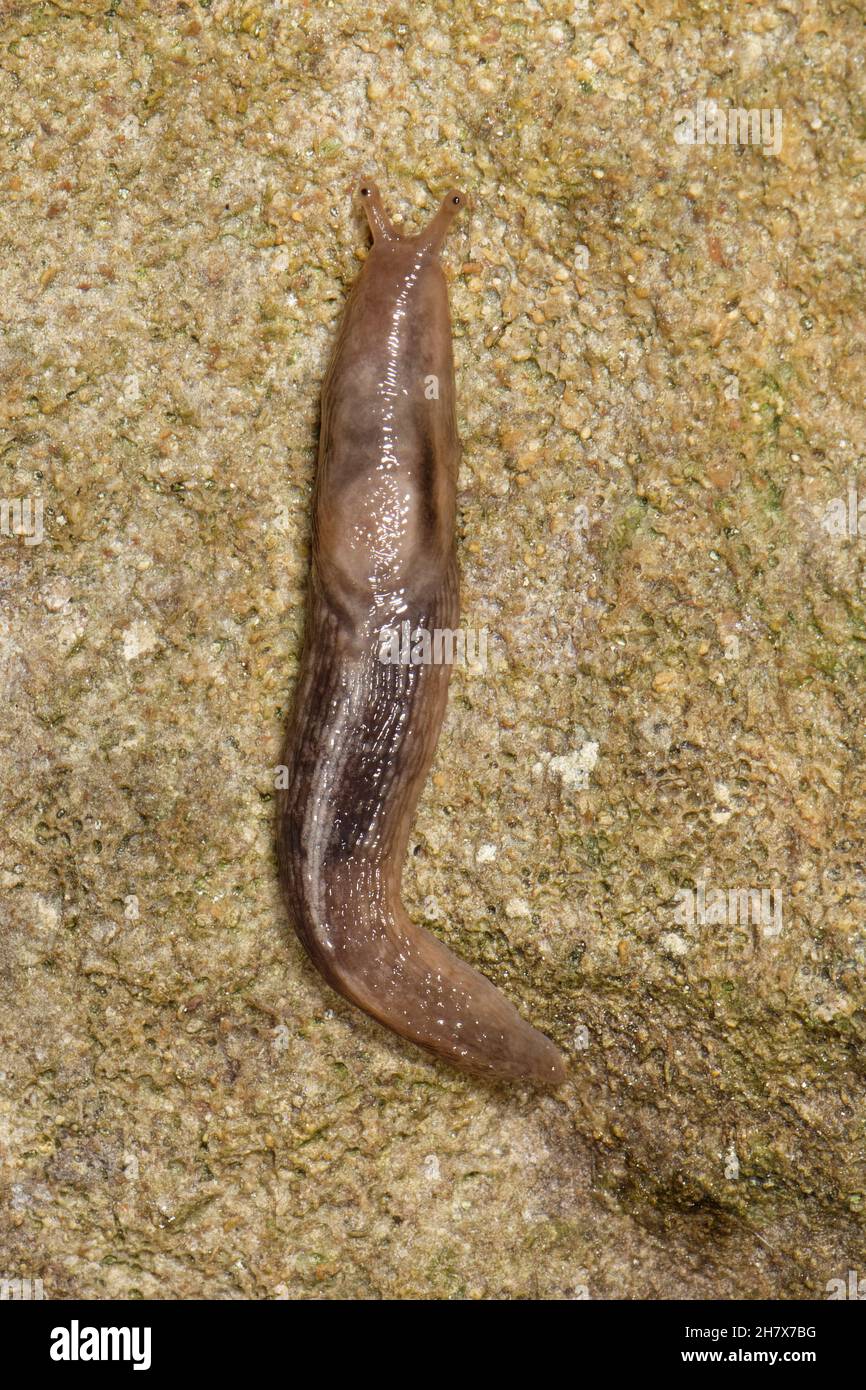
[{"x1": 276, "y1": 180, "x2": 566, "y2": 1085}]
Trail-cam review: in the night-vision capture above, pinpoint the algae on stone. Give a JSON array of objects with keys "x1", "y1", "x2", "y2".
[{"x1": 0, "y1": 0, "x2": 864, "y2": 1298}]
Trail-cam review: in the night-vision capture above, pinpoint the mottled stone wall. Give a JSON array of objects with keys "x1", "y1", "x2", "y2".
[{"x1": 0, "y1": 0, "x2": 863, "y2": 1299}]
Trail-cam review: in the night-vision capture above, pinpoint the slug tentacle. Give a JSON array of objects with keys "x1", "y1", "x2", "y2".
[
  {"x1": 410, "y1": 189, "x2": 466, "y2": 255},
  {"x1": 357, "y1": 179, "x2": 398, "y2": 243},
  {"x1": 277, "y1": 181, "x2": 566, "y2": 1086}
]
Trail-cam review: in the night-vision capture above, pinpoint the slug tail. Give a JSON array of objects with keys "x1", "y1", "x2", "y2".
[
  {"x1": 277, "y1": 588, "x2": 566, "y2": 1088},
  {"x1": 316, "y1": 884, "x2": 567, "y2": 1086}
]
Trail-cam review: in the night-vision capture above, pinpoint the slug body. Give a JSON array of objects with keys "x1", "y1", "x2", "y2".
[{"x1": 277, "y1": 182, "x2": 565, "y2": 1085}]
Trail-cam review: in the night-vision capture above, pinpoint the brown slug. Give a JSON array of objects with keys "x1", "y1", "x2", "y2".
[{"x1": 276, "y1": 180, "x2": 566, "y2": 1085}]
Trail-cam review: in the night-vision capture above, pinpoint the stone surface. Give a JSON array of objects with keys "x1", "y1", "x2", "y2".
[{"x1": 0, "y1": 0, "x2": 864, "y2": 1299}]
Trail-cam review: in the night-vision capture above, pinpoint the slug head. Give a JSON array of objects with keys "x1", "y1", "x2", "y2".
[{"x1": 357, "y1": 180, "x2": 465, "y2": 255}]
